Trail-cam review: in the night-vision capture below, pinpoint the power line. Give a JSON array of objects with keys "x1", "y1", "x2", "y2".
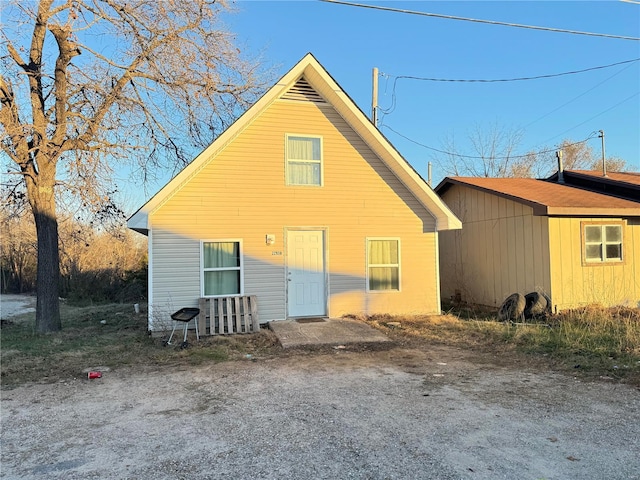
[
  {"x1": 523, "y1": 62, "x2": 637, "y2": 128},
  {"x1": 381, "y1": 125, "x2": 599, "y2": 160},
  {"x1": 320, "y1": 0, "x2": 640, "y2": 41},
  {"x1": 382, "y1": 58, "x2": 640, "y2": 83},
  {"x1": 539, "y1": 91, "x2": 640, "y2": 144},
  {"x1": 378, "y1": 58, "x2": 639, "y2": 126}
]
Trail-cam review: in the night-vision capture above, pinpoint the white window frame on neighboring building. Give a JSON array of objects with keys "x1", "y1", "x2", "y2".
[{"x1": 582, "y1": 222, "x2": 623, "y2": 264}]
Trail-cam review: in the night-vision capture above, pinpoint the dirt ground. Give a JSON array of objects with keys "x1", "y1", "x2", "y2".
[{"x1": 2, "y1": 339, "x2": 639, "y2": 480}]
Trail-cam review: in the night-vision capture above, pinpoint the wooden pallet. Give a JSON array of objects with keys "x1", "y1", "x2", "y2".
[{"x1": 198, "y1": 295, "x2": 259, "y2": 335}]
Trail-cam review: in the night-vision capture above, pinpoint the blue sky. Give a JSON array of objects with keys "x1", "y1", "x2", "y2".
[{"x1": 128, "y1": 0, "x2": 640, "y2": 211}]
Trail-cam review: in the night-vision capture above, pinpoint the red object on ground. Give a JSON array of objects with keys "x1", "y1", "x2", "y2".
[{"x1": 88, "y1": 371, "x2": 102, "y2": 379}]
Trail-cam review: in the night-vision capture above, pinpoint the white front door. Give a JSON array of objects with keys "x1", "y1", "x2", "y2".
[{"x1": 287, "y1": 230, "x2": 326, "y2": 318}]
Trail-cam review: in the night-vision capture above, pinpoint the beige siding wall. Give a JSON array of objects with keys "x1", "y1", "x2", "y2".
[
  {"x1": 548, "y1": 217, "x2": 640, "y2": 310},
  {"x1": 149, "y1": 99, "x2": 439, "y2": 326},
  {"x1": 439, "y1": 185, "x2": 551, "y2": 307},
  {"x1": 148, "y1": 229, "x2": 200, "y2": 331}
]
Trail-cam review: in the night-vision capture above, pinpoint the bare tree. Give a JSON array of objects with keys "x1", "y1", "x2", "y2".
[
  {"x1": 437, "y1": 122, "x2": 525, "y2": 178},
  {"x1": 1, "y1": 0, "x2": 268, "y2": 332},
  {"x1": 0, "y1": 208, "x2": 37, "y2": 294},
  {"x1": 437, "y1": 124, "x2": 631, "y2": 180},
  {"x1": 554, "y1": 139, "x2": 629, "y2": 172},
  {"x1": 555, "y1": 139, "x2": 596, "y2": 170},
  {"x1": 57, "y1": 216, "x2": 147, "y2": 302}
]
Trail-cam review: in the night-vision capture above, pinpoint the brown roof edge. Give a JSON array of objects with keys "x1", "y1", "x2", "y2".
[
  {"x1": 435, "y1": 176, "x2": 640, "y2": 217},
  {"x1": 545, "y1": 170, "x2": 640, "y2": 203},
  {"x1": 434, "y1": 177, "x2": 549, "y2": 215},
  {"x1": 566, "y1": 170, "x2": 640, "y2": 187},
  {"x1": 546, "y1": 207, "x2": 640, "y2": 216}
]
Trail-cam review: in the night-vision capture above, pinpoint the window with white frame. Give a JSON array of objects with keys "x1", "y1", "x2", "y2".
[
  {"x1": 367, "y1": 239, "x2": 400, "y2": 291},
  {"x1": 286, "y1": 134, "x2": 322, "y2": 186},
  {"x1": 202, "y1": 241, "x2": 242, "y2": 296},
  {"x1": 583, "y1": 224, "x2": 623, "y2": 263}
]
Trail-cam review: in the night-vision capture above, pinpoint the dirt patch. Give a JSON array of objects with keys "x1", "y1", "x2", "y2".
[{"x1": 1, "y1": 344, "x2": 639, "y2": 480}]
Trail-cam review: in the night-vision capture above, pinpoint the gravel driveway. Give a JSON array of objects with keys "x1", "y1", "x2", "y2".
[{"x1": 1, "y1": 345, "x2": 639, "y2": 480}]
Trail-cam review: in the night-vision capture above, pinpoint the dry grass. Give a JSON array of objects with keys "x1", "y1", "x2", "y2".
[
  {"x1": 362, "y1": 305, "x2": 640, "y2": 386},
  {"x1": 0, "y1": 303, "x2": 280, "y2": 389},
  {"x1": 3, "y1": 303, "x2": 639, "y2": 388}
]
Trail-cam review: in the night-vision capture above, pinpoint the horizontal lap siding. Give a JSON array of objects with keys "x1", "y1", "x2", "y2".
[
  {"x1": 328, "y1": 228, "x2": 440, "y2": 316},
  {"x1": 439, "y1": 186, "x2": 551, "y2": 307},
  {"x1": 150, "y1": 229, "x2": 200, "y2": 330},
  {"x1": 150, "y1": 99, "x2": 439, "y2": 325}
]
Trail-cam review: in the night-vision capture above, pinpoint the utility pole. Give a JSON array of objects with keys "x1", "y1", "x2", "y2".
[
  {"x1": 372, "y1": 67, "x2": 378, "y2": 127},
  {"x1": 599, "y1": 130, "x2": 607, "y2": 177}
]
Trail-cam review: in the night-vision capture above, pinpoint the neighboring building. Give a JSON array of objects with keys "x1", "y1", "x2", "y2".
[
  {"x1": 547, "y1": 169, "x2": 640, "y2": 202},
  {"x1": 435, "y1": 175, "x2": 640, "y2": 312},
  {"x1": 128, "y1": 53, "x2": 461, "y2": 332}
]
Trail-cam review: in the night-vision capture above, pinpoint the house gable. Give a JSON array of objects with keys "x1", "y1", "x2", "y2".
[
  {"x1": 128, "y1": 53, "x2": 461, "y2": 234},
  {"x1": 151, "y1": 85, "x2": 437, "y2": 236}
]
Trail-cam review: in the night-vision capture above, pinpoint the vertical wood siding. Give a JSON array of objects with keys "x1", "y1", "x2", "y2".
[
  {"x1": 148, "y1": 99, "x2": 439, "y2": 327},
  {"x1": 439, "y1": 185, "x2": 551, "y2": 307},
  {"x1": 440, "y1": 184, "x2": 640, "y2": 311},
  {"x1": 548, "y1": 217, "x2": 640, "y2": 310}
]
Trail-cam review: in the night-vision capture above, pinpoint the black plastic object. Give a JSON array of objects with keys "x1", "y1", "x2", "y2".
[{"x1": 171, "y1": 307, "x2": 200, "y2": 322}]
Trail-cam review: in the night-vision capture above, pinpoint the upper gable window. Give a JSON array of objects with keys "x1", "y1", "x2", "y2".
[
  {"x1": 583, "y1": 223, "x2": 623, "y2": 263},
  {"x1": 286, "y1": 135, "x2": 322, "y2": 186}
]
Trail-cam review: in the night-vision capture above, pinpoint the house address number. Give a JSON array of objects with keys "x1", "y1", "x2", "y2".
[{"x1": 272, "y1": 251, "x2": 283, "y2": 256}]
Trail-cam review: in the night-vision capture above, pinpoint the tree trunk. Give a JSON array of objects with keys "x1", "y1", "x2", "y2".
[
  {"x1": 33, "y1": 206, "x2": 61, "y2": 332},
  {"x1": 27, "y1": 171, "x2": 61, "y2": 333}
]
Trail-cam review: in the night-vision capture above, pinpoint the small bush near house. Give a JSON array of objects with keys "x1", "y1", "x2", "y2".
[{"x1": 364, "y1": 304, "x2": 640, "y2": 386}]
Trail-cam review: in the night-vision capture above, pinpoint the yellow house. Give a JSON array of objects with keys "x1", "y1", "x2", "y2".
[
  {"x1": 128, "y1": 53, "x2": 461, "y2": 332},
  {"x1": 436, "y1": 175, "x2": 640, "y2": 312}
]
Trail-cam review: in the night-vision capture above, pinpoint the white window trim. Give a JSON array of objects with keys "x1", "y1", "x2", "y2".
[
  {"x1": 200, "y1": 239, "x2": 244, "y2": 297},
  {"x1": 583, "y1": 223, "x2": 623, "y2": 264},
  {"x1": 366, "y1": 237, "x2": 401, "y2": 293},
  {"x1": 285, "y1": 133, "x2": 324, "y2": 187}
]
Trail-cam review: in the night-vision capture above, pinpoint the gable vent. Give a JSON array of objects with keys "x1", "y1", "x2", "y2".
[{"x1": 281, "y1": 77, "x2": 326, "y2": 103}]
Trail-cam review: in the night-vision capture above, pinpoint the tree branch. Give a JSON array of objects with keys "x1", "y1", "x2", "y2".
[
  {"x1": 49, "y1": 23, "x2": 81, "y2": 152},
  {"x1": 5, "y1": 41, "x2": 28, "y2": 70},
  {"x1": 28, "y1": 0, "x2": 54, "y2": 136},
  {"x1": 0, "y1": 75, "x2": 30, "y2": 166}
]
